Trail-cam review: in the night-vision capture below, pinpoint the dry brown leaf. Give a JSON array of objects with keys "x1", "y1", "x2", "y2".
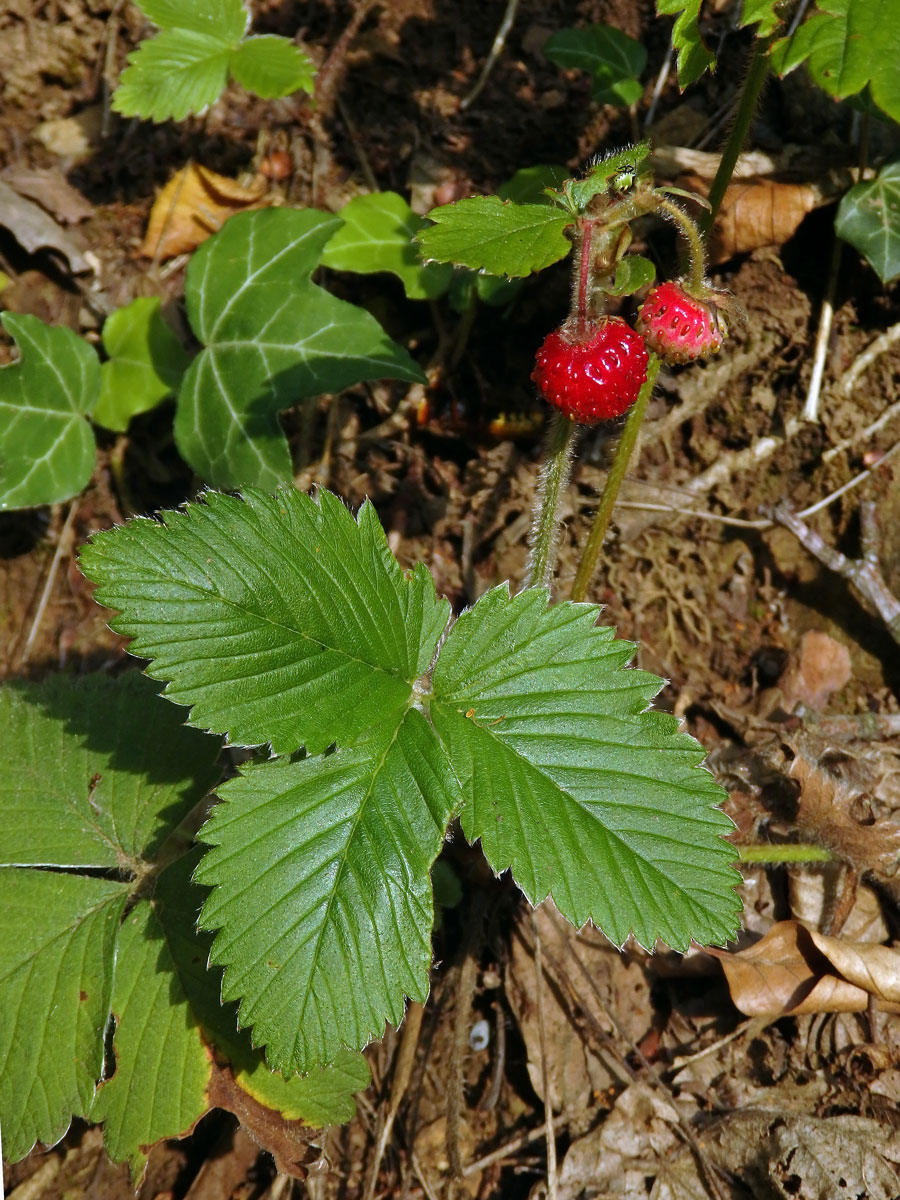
[
  {"x1": 1, "y1": 166, "x2": 94, "y2": 224},
  {"x1": 139, "y1": 163, "x2": 269, "y2": 260},
  {"x1": 712, "y1": 920, "x2": 900, "y2": 1017},
  {"x1": 779, "y1": 630, "x2": 852, "y2": 711},
  {"x1": 680, "y1": 173, "x2": 820, "y2": 263},
  {"x1": 710, "y1": 921, "x2": 869, "y2": 1016}
]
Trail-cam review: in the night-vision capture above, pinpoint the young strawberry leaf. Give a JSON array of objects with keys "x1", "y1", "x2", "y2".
[
  {"x1": 88, "y1": 898, "x2": 214, "y2": 1181},
  {"x1": 194, "y1": 710, "x2": 462, "y2": 1074},
  {"x1": 320, "y1": 191, "x2": 453, "y2": 300},
  {"x1": 80, "y1": 488, "x2": 450, "y2": 755},
  {"x1": 430, "y1": 586, "x2": 741, "y2": 951},
  {"x1": 113, "y1": 0, "x2": 314, "y2": 123},
  {"x1": 544, "y1": 24, "x2": 647, "y2": 106},
  {"x1": 656, "y1": 0, "x2": 715, "y2": 87},
  {"x1": 229, "y1": 36, "x2": 316, "y2": 99},
  {"x1": 767, "y1": 0, "x2": 900, "y2": 123},
  {"x1": 835, "y1": 160, "x2": 900, "y2": 283},
  {"x1": 173, "y1": 208, "x2": 425, "y2": 490},
  {"x1": 95, "y1": 297, "x2": 190, "y2": 433},
  {"x1": 0, "y1": 314, "x2": 100, "y2": 511},
  {"x1": 0, "y1": 871, "x2": 127, "y2": 1162},
  {"x1": 418, "y1": 196, "x2": 574, "y2": 277}
]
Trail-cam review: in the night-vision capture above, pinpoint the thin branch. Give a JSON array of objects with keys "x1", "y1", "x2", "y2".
[{"x1": 459, "y1": 0, "x2": 520, "y2": 111}]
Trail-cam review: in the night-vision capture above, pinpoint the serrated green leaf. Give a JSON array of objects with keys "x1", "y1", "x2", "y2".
[
  {"x1": 320, "y1": 192, "x2": 453, "y2": 300},
  {"x1": 156, "y1": 852, "x2": 370, "y2": 1126},
  {"x1": 431, "y1": 586, "x2": 741, "y2": 951},
  {"x1": 835, "y1": 160, "x2": 900, "y2": 282},
  {"x1": 656, "y1": 0, "x2": 715, "y2": 87},
  {"x1": 195, "y1": 709, "x2": 462, "y2": 1073},
  {"x1": 136, "y1": 0, "x2": 249, "y2": 39},
  {"x1": 562, "y1": 141, "x2": 652, "y2": 211},
  {"x1": 498, "y1": 165, "x2": 570, "y2": 205},
  {"x1": 418, "y1": 196, "x2": 574, "y2": 278},
  {"x1": 739, "y1": 0, "x2": 785, "y2": 37},
  {"x1": 544, "y1": 25, "x2": 647, "y2": 106},
  {"x1": 112, "y1": 28, "x2": 234, "y2": 122},
  {"x1": 229, "y1": 35, "x2": 316, "y2": 98},
  {"x1": 89, "y1": 899, "x2": 213, "y2": 1181},
  {"x1": 767, "y1": 0, "x2": 900, "y2": 123},
  {"x1": 95, "y1": 297, "x2": 191, "y2": 432},
  {"x1": 0, "y1": 673, "x2": 221, "y2": 869},
  {"x1": 608, "y1": 253, "x2": 656, "y2": 295},
  {"x1": 80, "y1": 488, "x2": 450, "y2": 756},
  {"x1": 173, "y1": 208, "x2": 425, "y2": 490},
  {"x1": 0, "y1": 313, "x2": 99, "y2": 511},
  {"x1": 0, "y1": 871, "x2": 127, "y2": 1161}
]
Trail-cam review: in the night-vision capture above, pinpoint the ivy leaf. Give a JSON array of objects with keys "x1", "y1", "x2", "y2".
[
  {"x1": 0, "y1": 313, "x2": 100, "y2": 511},
  {"x1": 89, "y1": 898, "x2": 213, "y2": 1181},
  {"x1": 430, "y1": 586, "x2": 741, "y2": 951},
  {"x1": 767, "y1": 0, "x2": 900, "y2": 124},
  {"x1": 418, "y1": 196, "x2": 574, "y2": 278},
  {"x1": 0, "y1": 871, "x2": 127, "y2": 1162},
  {"x1": 835, "y1": 159, "x2": 900, "y2": 283},
  {"x1": 173, "y1": 208, "x2": 425, "y2": 490},
  {"x1": 320, "y1": 191, "x2": 453, "y2": 300},
  {"x1": 544, "y1": 24, "x2": 647, "y2": 106},
  {"x1": 95, "y1": 297, "x2": 191, "y2": 433},
  {"x1": 80, "y1": 488, "x2": 451, "y2": 756},
  {"x1": 195, "y1": 710, "x2": 462, "y2": 1073},
  {"x1": 229, "y1": 36, "x2": 316, "y2": 99},
  {"x1": 656, "y1": 0, "x2": 715, "y2": 87},
  {"x1": 0, "y1": 673, "x2": 221, "y2": 869}
]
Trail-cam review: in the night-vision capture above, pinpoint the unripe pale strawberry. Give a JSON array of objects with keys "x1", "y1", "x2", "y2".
[
  {"x1": 636, "y1": 281, "x2": 726, "y2": 364},
  {"x1": 532, "y1": 317, "x2": 649, "y2": 424}
]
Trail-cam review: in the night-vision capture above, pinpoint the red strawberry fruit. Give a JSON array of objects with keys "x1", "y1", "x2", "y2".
[
  {"x1": 532, "y1": 317, "x2": 649, "y2": 424},
  {"x1": 636, "y1": 280, "x2": 726, "y2": 364}
]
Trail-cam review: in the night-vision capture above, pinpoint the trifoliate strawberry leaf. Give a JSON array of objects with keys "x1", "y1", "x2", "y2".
[
  {"x1": 0, "y1": 673, "x2": 221, "y2": 869},
  {"x1": 173, "y1": 208, "x2": 425, "y2": 490},
  {"x1": 430, "y1": 586, "x2": 741, "y2": 951},
  {"x1": 320, "y1": 192, "x2": 453, "y2": 300},
  {"x1": 156, "y1": 853, "x2": 370, "y2": 1128},
  {"x1": 767, "y1": 0, "x2": 900, "y2": 124},
  {"x1": 229, "y1": 35, "x2": 316, "y2": 99},
  {"x1": 194, "y1": 709, "x2": 462, "y2": 1073},
  {"x1": 656, "y1": 0, "x2": 715, "y2": 87},
  {"x1": 89, "y1": 898, "x2": 213, "y2": 1181},
  {"x1": 136, "y1": 0, "x2": 249, "y2": 39},
  {"x1": 835, "y1": 159, "x2": 900, "y2": 283},
  {"x1": 0, "y1": 313, "x2": 100, "y2": 511},
  {"x1": 544, "y1": 24, "x2": 647, "y2": 106},
  {"x1": 79, "y1": 488, "x2": 450, "y2": 756},
  {"x1": 114, "y1": 1, "x2": 312, "y2": 121},
  {"x1": 418, "y1": 196, "x2": 574, "y2": 278},
  {"x1": 95, "y1": 297, "x2": 190, "y2": 433},
  {"x1": 113, "y1": 28, "x2": 236, "y2": 122},
  {"x1": 0, "y1": 871, "x2": 127, "y2": 1162}
]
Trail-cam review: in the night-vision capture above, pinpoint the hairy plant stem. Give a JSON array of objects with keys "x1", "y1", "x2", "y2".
[
  {"x1": 736, "y1": 843, "x2": 833, "y2": 864},
  {"x1": 526, "y1": 412, "x2": 578, "y2": 590},
  {"x1": 575, "y1": 218, "x2": 596, "y2": 320},
  {"x1": 700, "y1": 40, "x2": 770, "y2": 237},
  {"x1": 570, "y1": 353, "x2": 660, "y2": 602},
  {"x1": 655, "y1": 197, "x2": 706, "y2": 291}
]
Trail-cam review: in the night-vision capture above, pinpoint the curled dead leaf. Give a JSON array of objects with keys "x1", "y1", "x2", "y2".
[
  {"x1": 778, "y1": 630, "x2": 852, "y2": 711},
  {"x1": 679, "y1": 173, "x2": 822, "y2": 263},
  {"x1": 710, "y1": 919, "x2": 900, "y2": 1017},
  {"x1": 140, "y1": 163, "x2": 269, "y2": 261}
]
